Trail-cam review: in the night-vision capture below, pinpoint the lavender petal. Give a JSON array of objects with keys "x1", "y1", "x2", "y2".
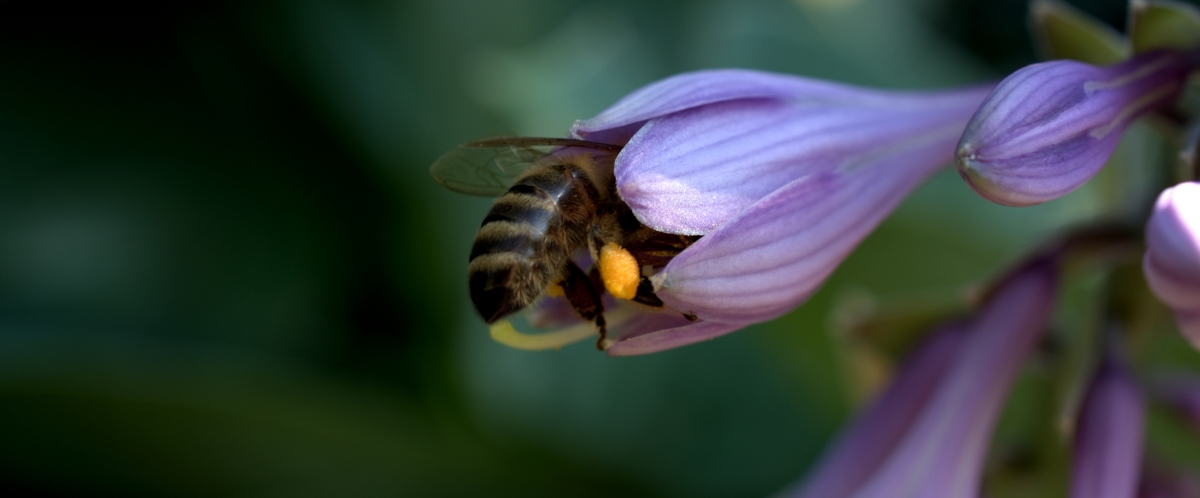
[
  {"x1": 605, "y1": 320, "x2": 742, "y2": 356},
  {"x1": 787, "y1": 325, "x2": 968, "y2": 498},
  {"x1": 850, "y1": 261, "x2": 1057, "y2": 498},
  {"x1": 570, "y1": 69, "x2": 911, "y2": 142},
  {"x1": 1071, "y1": 359, "x2": 1145, "y2": 498},
  {"x1": 650, "y1": 119, "x2": 966, "y2": 324},
  {"x1": 616, "y1": 86, "x2": 992, "y2": 235}
]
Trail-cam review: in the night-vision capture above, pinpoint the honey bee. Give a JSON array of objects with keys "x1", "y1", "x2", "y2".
[{"x1": 431, "y1": 137, "x2": 699, "y2": 348}]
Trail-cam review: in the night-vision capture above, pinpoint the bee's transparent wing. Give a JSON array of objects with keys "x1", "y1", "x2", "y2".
[
  {"x1": 430, "y1": 137, "x2": 621, "y2": 197},
  {"x1": 429, "y1": 145, "x2": 535, "y2": 196}
]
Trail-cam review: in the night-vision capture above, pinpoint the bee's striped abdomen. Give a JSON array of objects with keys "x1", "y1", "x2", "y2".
[{"x1": 468, "y1": 163, "x2": 600, "y2": 324}]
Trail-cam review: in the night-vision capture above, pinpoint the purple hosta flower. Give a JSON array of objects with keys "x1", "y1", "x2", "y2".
[
  {"x1": 785, "y1": 260, "x2": 1056, "y2": 497},
  {"x1": 1144, "y1": 182, "x2": 1200, "y2": 349},
  {"x1": 1071, "y1": 357, "x2": 1145, "y2": 498},
  {"x1": 565, "y1": 69, "x2": 993, "y2": 355},
  {"x1": 956, "y1": 50, "x2": 1194, "y2": 207},
  {"x1": 786, "y1": 325, "x2": 968, "y2": 498}
]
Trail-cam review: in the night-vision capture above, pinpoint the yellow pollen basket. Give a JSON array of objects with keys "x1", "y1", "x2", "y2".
[
  {"x1": 599, "y1": 242, "x2": 640, "y2": 300},
  {"x1": 543, "y1": 281, "x2": 565, "y2": 298}
]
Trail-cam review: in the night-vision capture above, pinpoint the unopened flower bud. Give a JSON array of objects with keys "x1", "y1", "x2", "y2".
[{"x1": 957, "y1": 51, "x2": 1192, "y2": 206}]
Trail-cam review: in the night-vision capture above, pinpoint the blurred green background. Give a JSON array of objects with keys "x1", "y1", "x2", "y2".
[{"x1": 0, "y1": 0, "x2": 1186, "y2": 496}]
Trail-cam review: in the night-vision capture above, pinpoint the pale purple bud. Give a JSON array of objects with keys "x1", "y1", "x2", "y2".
[
  {"x1": 957, "y1": 51, "x2": 1193, "y2": 207},
  {"x1": 1071, "y1": 359, "x2": 1145, "y2": 498},
  {"x1": 569, "y1": 70, "x2": 994, "y2": 355},
  {"x1": 1143, "y1": 182, "x2": 1200, "y2": 349},
  {"x1": 846, "y1": 261, "x2": 1057, "y2": 498}
]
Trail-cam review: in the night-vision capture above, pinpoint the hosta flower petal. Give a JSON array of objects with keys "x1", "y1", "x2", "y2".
[
  {"x1": 787, "y1": 325, "x2": 968, "y2": 498},
  {"x1": 605, "y1": 319, "x2": 742, "y2": 356},
  {"x1": 957, "y1": 51, "x2": 1193, "y2": 206},
  {"x1": 530, "y1": 298, "x2": 711, "y2": 356},
  {"x1": 606, "y1": 310, "x2": 698, "y2": 342},
  {"x1": 850, "y1": 261, "x2": 1057, "y2": 498},
  {"x1": 529, "y1": 294, "x2": 617, "y2": 330},
  {"x1": 616, "y1": 87, "x2": 994, "y2": 234},
  {"x1": 646, "y1": 118, "x2": 970, "y2": 323},
  {"x1": 1070, "y1": 359, "x2": 1145, "y2": 498},
  {"x1": 1144, "y1": 182, "x2": 1200, "y2": 348},
  {"x1": 570, "y1": 69, "x2": 917, "y2": 144}
]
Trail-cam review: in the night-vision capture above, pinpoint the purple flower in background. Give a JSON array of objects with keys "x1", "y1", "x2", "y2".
[
  {"x1": 785, "y1": 325, "x2": 968, "y2": 498},
  {"x1": 1144, "y1": 182, "x2": 1200, "y2": 349},
  {"x1": 956, "y1": 51, "x2": 1193, "y2": 207},
  {"x1": 1071, "y1": 358, "x2": 1145, "y2": 498},
  {"x1": 566, "y1": 69, "x2": 994, "y2": 355},
  {"x1": 784, "y1": 259, "x2": 1056, "y2": 497}
]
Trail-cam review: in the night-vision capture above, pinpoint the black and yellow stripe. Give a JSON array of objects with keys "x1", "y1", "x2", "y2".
[{"x1": 467, "y1": 162, "x2": 605, "y2": 324}]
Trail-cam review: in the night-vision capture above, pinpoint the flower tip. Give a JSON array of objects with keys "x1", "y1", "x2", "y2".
[
  {"x1": 649, "y1": 270, "x2": 669, "y2": 291},
  {"x1": 567, "y1": 119, "x2": 583, "y2": 136},
  {"x1": 955, "y1": 147, "x2": 1042, "y2": 207}
]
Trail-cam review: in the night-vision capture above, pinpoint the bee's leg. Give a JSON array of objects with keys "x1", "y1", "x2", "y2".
[
  {"x1": 586, "y1": 221, "x2": 615, "y2": 263},
  {"x1": 631, "y1": 276, "x2": 663, "y2": 307},
  {"x1": 587, "y1": 265, "x2": 605, "y2": 298},
  {"x1": 559, "y1": 260, "x2": 607, "y2": 349},
  {"x1": 618, "y1": 226, "x2": 700, "y2": 317}
]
